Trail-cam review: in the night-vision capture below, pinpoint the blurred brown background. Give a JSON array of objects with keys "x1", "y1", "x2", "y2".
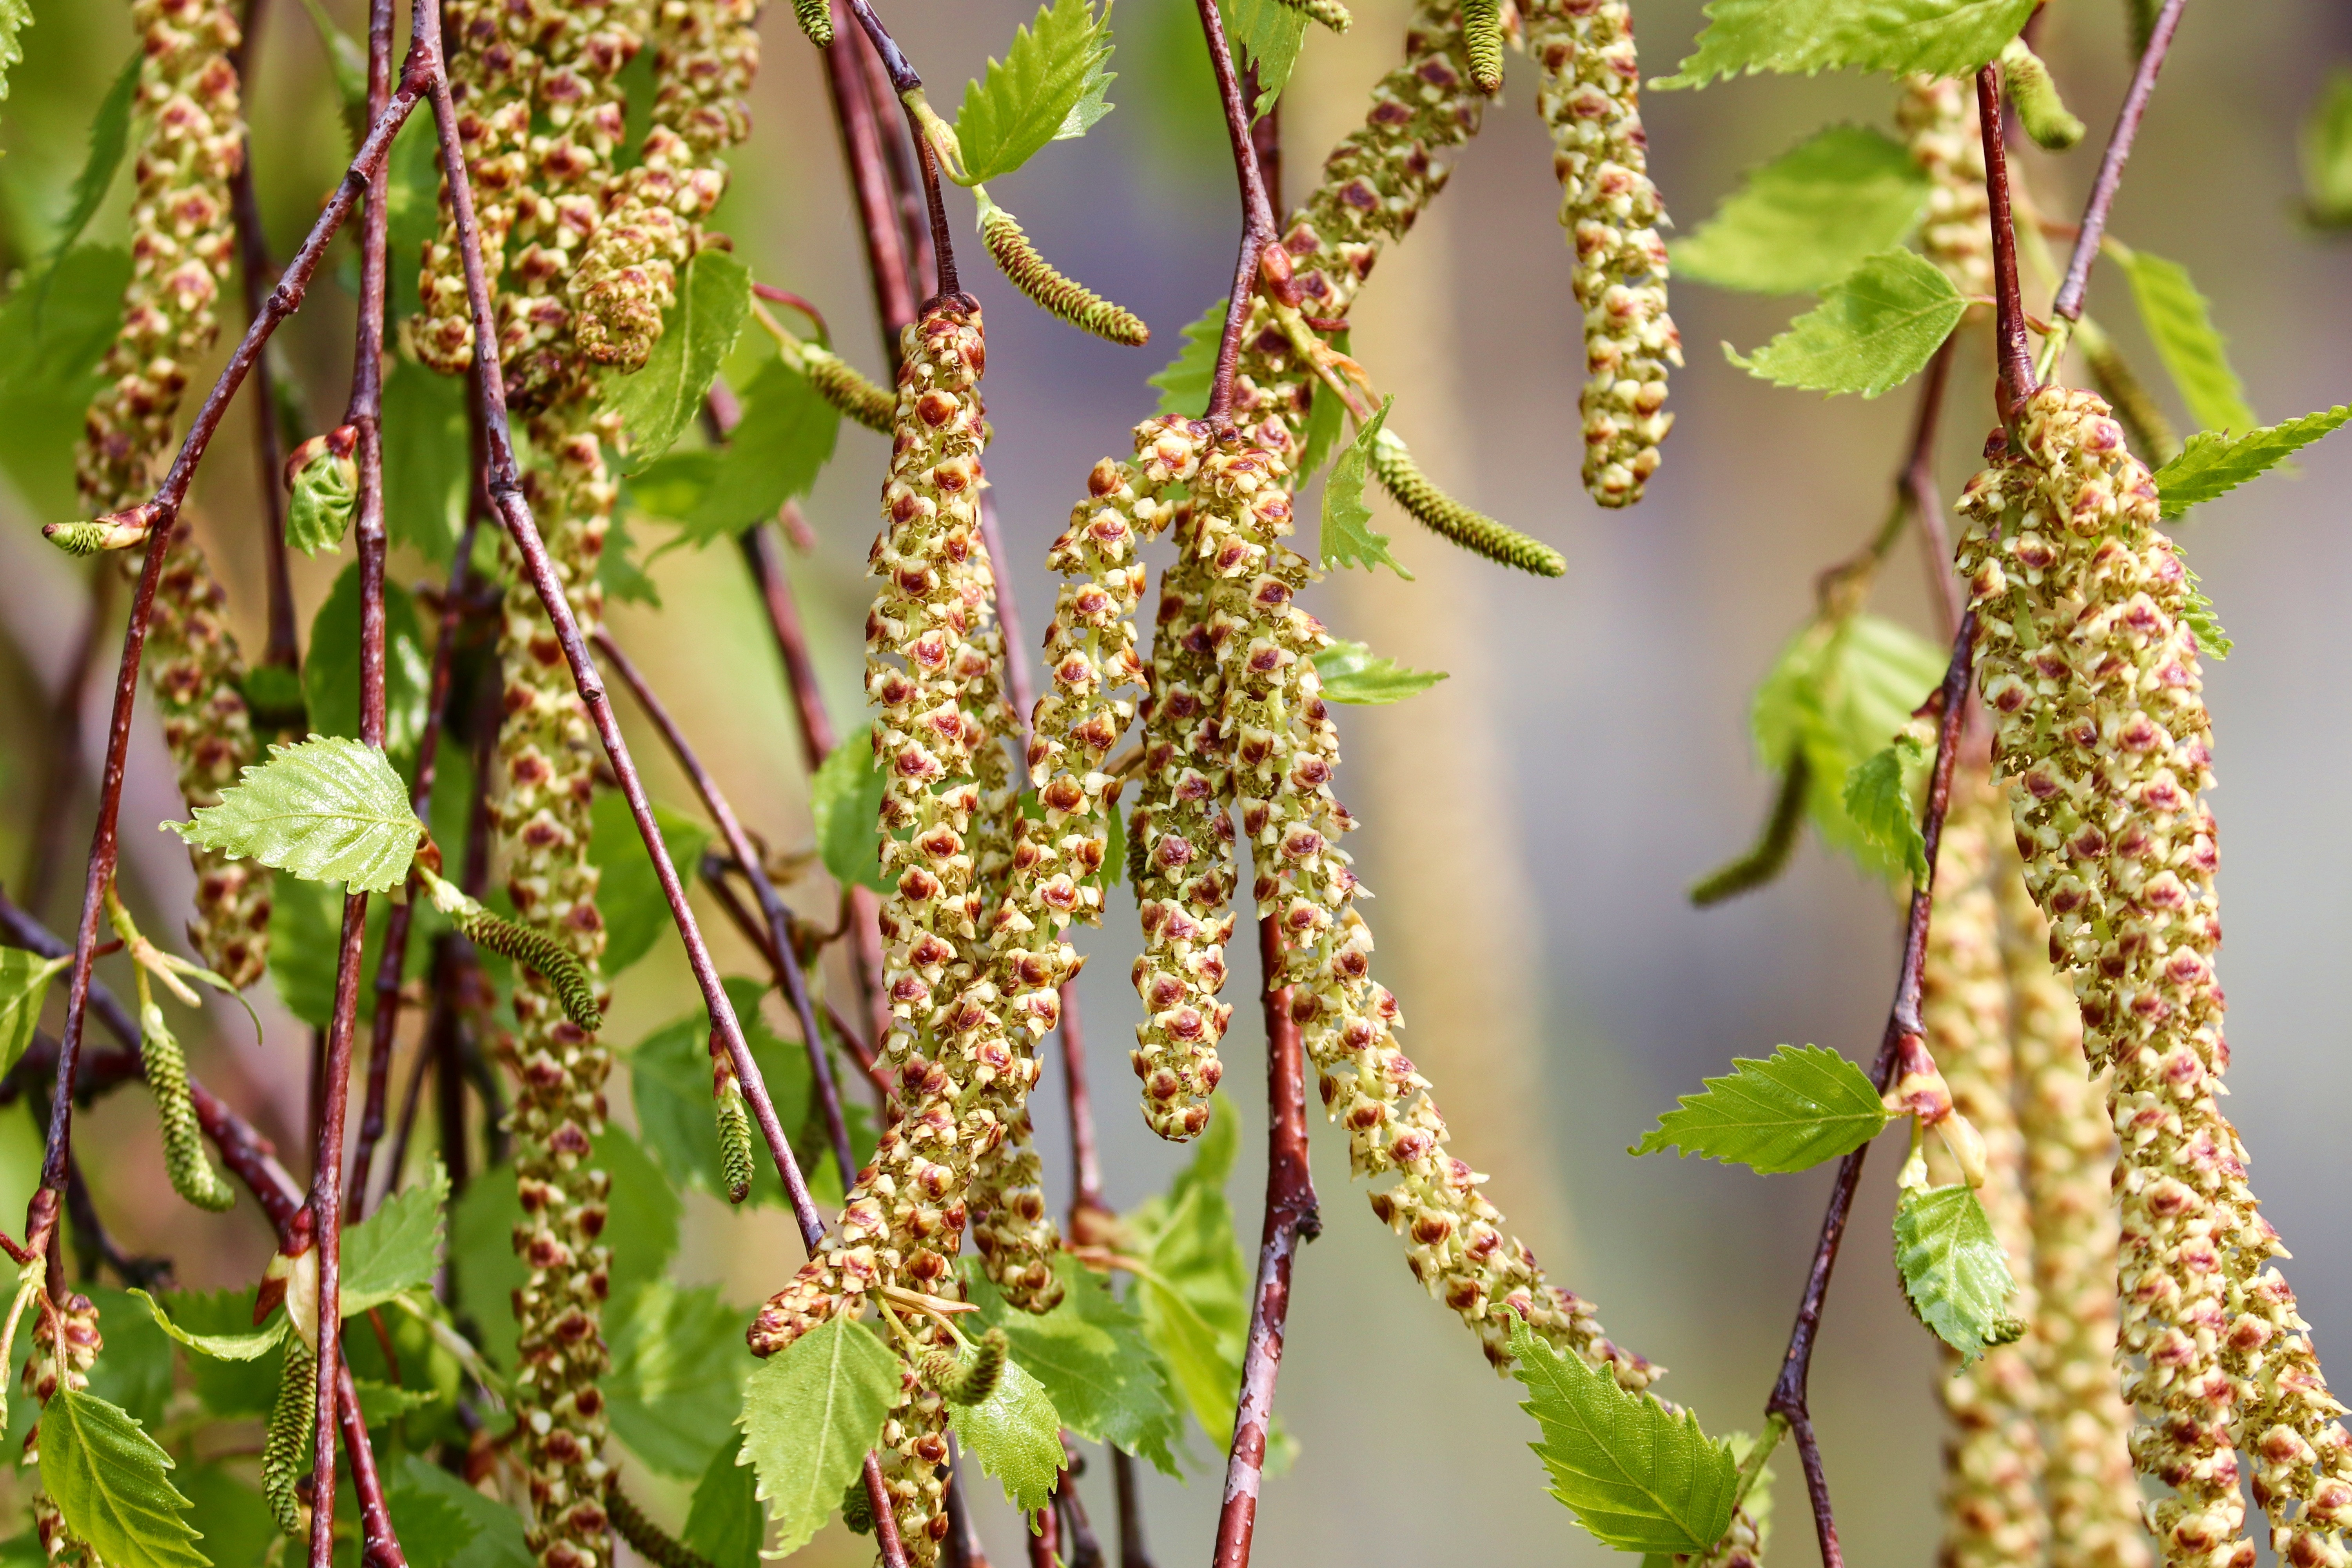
[{"x1": 2, "y1": 0, "x2": 2348, "y2": 1562}]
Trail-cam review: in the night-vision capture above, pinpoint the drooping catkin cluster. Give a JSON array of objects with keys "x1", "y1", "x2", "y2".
[
  {"x1": 1897, "y1": 76, "x2": 1993, "y2": 300},
  {"x1": 26, "y1": 1293, "x2": 103, "y2": 1568},
  {"x1": 1952, "y1": 385, "x2": 2352, "y2": 1568},
  {"x1": 1998, "y1": 847, "x2": 2151, "y2": 1568},
  {"x1": 414, "y1": 0, "x2": 539, "y2": 373},
  {"x1": 1528, "y1": 0, "x2": 1679, "y2": 508},
  {"x1": 76, "y1": 0, "x2": 268, "y2": 990},
  {"x1": 569, "y1": 0, "x2": 759, "y2": 371},
  {"x1": 1923, "y1": 769, "x2": 2049, "y2": 1568}
]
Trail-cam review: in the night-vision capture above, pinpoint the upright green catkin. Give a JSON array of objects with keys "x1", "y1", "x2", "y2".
[
  {"x1": 789, "y1": 0, "x2": 833, "y2": 45},
  {"x1": 1460, "y1": 0, "x2": 1504, "y2": 92},
  {"x1": 713, "y1": 1070, "x2": 755, "y2": 1204},
  {"x1": 78, "y1": 0, "x2": 268, "y2": 990},
  {"x1": 1898, "y1": 76, "x2": 1993, "y2": 299},
  {"x1": 27, "y1": 1294, "x2": 103, "y2": 1568},
  {"x1": 1368, "y1": 430, "x2": 1565, "y2": 576},
  {"x1": 1528, "y1": 0, "x2": 1679, "y2": 507},
  {"x1": 264, "y1": 1340, "x2": 316, "y2": 1538},
  {"x1": 139, "y1": 997, "x2": 235, "y2": 1211},
  {"x1": 980, "y1": 202, "x2": 1150, "y2": 347}
]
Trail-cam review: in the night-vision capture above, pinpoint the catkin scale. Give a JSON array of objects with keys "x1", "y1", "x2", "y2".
[
  {"x1": 920, "y1": 1328, "x2": 1008, "y2": 1406},
  {"x1": 1369, "y1": 430, "x2": 1566, "y2": 576},
  {"x1": 264, "y1": 1340, "x2": 316, "y2": 1538},
  {"x1": 980, "y1": 204, "x2": 1150, "y2": 347},
  {"x1": 1898, "y1": 76, "x2": 1993, "y2": 299},
  {"x1": 789, "y1": 0, "x2": 834, "y2": 45}
]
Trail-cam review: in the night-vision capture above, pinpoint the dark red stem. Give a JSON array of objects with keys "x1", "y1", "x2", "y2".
[
  {"x1": 2052, "y1": 0, "x2": 2189, "y2": 322},
  {"x1": 817, "y1": 0, "x2": 918, "y2": 356},
  {"x1": 1196, "y1": 9, "x2": 1278, "y2": 423},
  {"x1": 1904, "y1": 341, "x2": 1960, "y2": 638},
  {"x1": 1976, "y1": 67, "x2": 2038, "y2": 420}
]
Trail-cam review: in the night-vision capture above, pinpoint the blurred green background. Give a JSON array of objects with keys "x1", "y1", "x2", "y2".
[{"x1": 1, "y1": 0, "x2": 2348, "y2": 1563}]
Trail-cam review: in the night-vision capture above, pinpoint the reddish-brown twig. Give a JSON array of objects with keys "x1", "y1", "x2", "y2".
[
  {"x1": 227, "y1": 0, "x2": 299, "y2": 669},
  {"x1": 1196, "y1": 4, "x2": 1279, "y2": 422},
  {"x1": 817, "y1": 0, "x2": 918, "y2": 362},
  {"x1": 851, "y1": 25, "x2": 935, "y2": 310},
  {"x1": 837, "y1": 0, "x2": 957, "y2": 299},
  {"x1": 2052, "y1": 0, "x2": 2189, "y2": 322},
  {"x1": 1976, "y1": 67, "x2": 2036, "y2": 421},
  {"x1": 1904, "y1": 341, "x2": 1962, "y2": 638}
]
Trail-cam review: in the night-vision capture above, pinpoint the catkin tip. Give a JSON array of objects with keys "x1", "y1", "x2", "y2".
[
  {"x1": 1276, "y1": 0, "x2": 1353, "y2": 30},
  {"x1": 1368, "y1": 432, "x2": 1564, "y2": 577},
  {"x1": 716, "y1": 1088, "x2": 755, "y2": 1205},
  {"x1": 790, "y1": 0, "x2": 834, "y2": 45},
  {"x1": 1688, "y1": 750, "x2": 1809, "y2": 906},
  {"x1": 457, "y1": 907, "x2": 603, "y2": 1031},
  {"x1": 1462, "y1": 0, "x2": 1504, "y2": 92},
  {"x1": 981, "y1": 207, "x2": 1151, "y2": 348}
]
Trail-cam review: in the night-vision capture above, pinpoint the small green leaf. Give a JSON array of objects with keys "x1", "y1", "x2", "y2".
[
  {"x1": 127, "y1": 1290, "x2": 288, "y2": 1362},
  {"x1": 1220, "y1": 0, "x2": 1308, "y2": 115},
  {"x1": 1727, "y1": 249, "x2": 1965, "y2": 399},
  {"x1": 1322, "y1": 399, "x2": 1410, "y2": 578},
  {"x1": 812, "y1": 740, "x2": 891, "y2": 895},
  {"x1": 963, "y1": 1256, "x2": 1183, "y2": 1478},
  {"x1": 2152, "y1": 405, "x2": 2352, "y2": 519},
  {"x1": 588, "y1": 792, "x2": 712, "y2": 977},
  {"x1": 342, "y1": 1162, "x2": 449, "y2": 1315},
  {"x1": 739, "y1": 1316, "x2": 900, "y2": 1557},
  {"x1": 658, "y1": 350, "x2": 842, "y2": 545},
  {"x1": 0, "y1": 950, "x2": 68, "y2": 1081},
  {"x1": 1631, "y1": 1045, "x2": 1890, "y2": 1173},
  {"x1": 684, "y1": 1434, "x2": 764, "y2": 1568},
  {"x1": 303, "y1": 566, "x2": 433, "y2": 762},
  {"x1": 1314, "y1": 639, "x2": 1446, "y2": 704},
  {"x1": 955, "y1": 0, "x2": 1117, "y2": 185},
  {"x1": 608, "y1": 1280, "x2": 751, "y2": 1479},
  {"x1": 1841, "y1": 735, "x2": 1929, "y2": 882},
  {"x1": 1508, "y1": 1316, "x2": 1738, "y2": 1555},
  {"x1": 2111, "y1": 245, "x2": 2258, "y2": 437},
  {"x1": 383, "y1": 350, "x2": 470, "y2": 564},
  {"x1": 1657, "y1": 0, "x2": 2035, "y2": 89},
  {"x1": 41, "y1": 1388, "x2": 209, "y2": 1568},
  {"x1": 157, "y1": 1292, "x2": 283, "y2": 1418},
  {"x1": 171, "y1": 736, "x2": 423, "y2": 894},
  {"x1": 45, "y1": 49, "x2": 142, "y2": 263},
  {"x1": 1675, "y1": 126, "x2": 1931, "y2": 295},
  {"x1": 606, "y1": 249, "x2": 751, "y2": 471},
  {"x1": 1893, "y1": 1184, "x2": 2022, "y2": 1361},
  {"x1": 0, "y1": 0, "x2": 28, "y2": 102},
  {"x1": 2303, "y1": 67, "x2": 2352, "y2": 228},
  {"x1": 354, "y1": 1378, "x2": 446, "y2": 1424},
  {"x1": 388, "y1": 1451, "x2": 534, "y2": 1568},
  {"x1": 948, "y1": 1354, "x2": 1064, "y2": 1511},
  {"x1": 1149, "y1": 297, "x2": 1226, "y2": 417}
]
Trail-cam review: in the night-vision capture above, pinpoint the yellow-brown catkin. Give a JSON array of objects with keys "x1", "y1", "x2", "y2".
[
  {"x1": 79, "y1": 0, "x2": 267, "y2": 989},
  {"x1": 414, "y1": 0, "x2": 540, "y2": 372},
  {"x1": 1925, "y1": 769, "x2": 2049, "y2": 1568},
  {"x1": 1999, "y1": 845, "x2": 2152, "y2": 1568},
  {"x1": 26, "y1": 1293, "x2": 104, "y2": 1568},
  {"x1": 1898, "y1": 76, "x2": 1993, "y2": 300},
  {"x1": 1955, "y1": 385, "x2": 2328, "y2": 1568},
  {"x1": 1528, "y1": 0, "x2": 1679, "y2": 508}
]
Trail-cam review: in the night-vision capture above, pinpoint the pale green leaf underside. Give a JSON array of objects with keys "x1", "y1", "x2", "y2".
[
  {"x1": 955, "y1": 0, "x2": 1116, "y2": 185},
  {"x1": 170, "y1": 735, "x2": 421, "y2": 894},
  {"x1": 1841, "y1": 739, "x2": 1928, "y2": 881},
  {"x1": 1893, "y1": 1184, "x2": 2020, "y2": 1361},
  {"x1": 739, "y1": 1317, "x2": 898, "y2": 1557},
  {"x1": 128, "y1": 1290, "x2": 287, "y2": 1362},
  {"x1": 948, "y1": 1356, "x2": 1065, "y2": 1511},
  {"x1": 2152, "y1": 405, "x2": 2352, "y2": 519},
  {"x1": 1509, "y1": 1317, "x2": 1737, "y2": 1555},
  {"x1": 1727, "y1": 249, "x2": 1965, "y2": 399},
  {"x1": 42, "y1": 1388, "x2": 210, "y2": 1568},
  {"x1": 0, "y1": 949, "x2": 68, "y2": 1082},
  {"x1": 607, "y1": 248, "x2": 751, "y2": 472},
  {"x1": 1659, "y1": 0, "x2": 2037, "y2": 89},
  {"x1": 1631, "y1": 1045, "x2": 1890, "y2": 1173},
  {"x1": 1675, "y1": 125, "x2": 1931, "y2": 295},
  {"x1": 1316, "y1": 639, "x2": 1447, "y2": 705},
  {"x1": 1323, "y1": 398, "x2": 1410, "y2": 578},
  {"x1": 2113, "y1": 246, "x2": 2258, "y2": 437}
]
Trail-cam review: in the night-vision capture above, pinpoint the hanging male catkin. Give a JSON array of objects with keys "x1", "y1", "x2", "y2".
[{"x1": 27, "y1": 1294, "x2": 104, "y2": 1568}]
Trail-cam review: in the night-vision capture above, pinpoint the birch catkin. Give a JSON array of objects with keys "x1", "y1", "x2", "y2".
[
  {"x1": 79, "y1": 0, "x2": 268, "y2": 989},
  {"x1": 1898, "y1": 76, "x2": 1993, "y2": 300},
  {"x1": 27, "y1": 1294, "x2": 103, "y2": 1568},
  {"x1": 414, "y1": 0, "x2": 539, "y2": 372}
]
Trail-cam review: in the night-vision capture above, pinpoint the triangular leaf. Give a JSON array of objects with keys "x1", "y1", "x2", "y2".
[
  {"x1": 812, "y1": 739, "x2": 891, "y2": 895},
  {"x1": 1314, "y1": 639, "x2": 1446, "y2": 705},
  {"x1": 1508, "y1": 1316, "x2": 1737, "y2": 1555},
  {"x1": 169, "y1": 736, "x2": 423, "y2": 894},
  {"x1": 962, "y1": 1256, "x2": 1183, "y2": 1478},
  {"x1": 947, "y1": 1355, "x2": 1065, "y2": 1511},
  {"x1": 2112, "y1": 245, "x2": 2258, "y2": 436},
  {"x1": 1149, "y1": 297, "x2": 1226, "y2": 417},
  {"x1": 1322, "y1": 398, "x2": 1409, "y2": 578},
  {"x1": 739, "y1": 1317, "x2": 898, "y2": 1557},
  {"x1": 1631, "y1": 1044, "x2": 1890, "y2": 1173},
  {"x1": 40, "y1": 1388, "x2": 209, "y2": 1568},
  {"x1": 1220, "y1": 0, "x2": 1308, "y2": 115},
  {"x1": 606, "y1": 249, "x2": 751, "y2": 472},
  {"x1": 1893, "y1": 1184, "x2": 2022, "y2": 1361},
  {"x1": 2152, "y1": 405, "x2": 2352, "y2": 519},
  {"x1": 46, "y1": 49, "x2": 142, "y2": 263},
  {"x1": 1840, "y1": 735, "x2": 1929, "y2": 882},
  {"x1": 1726, "y1": 249, "x2": 1965, "y2": 398},
  {"x1": 1657, "y1": 0, "x2": 2036, "y2": 89},
  {"x1": 955, "y1": 0, "x2": 1117, "y2": 184},
  {"x1": 1675, "y1": 125, "x2": 1931, "y2": 295}
]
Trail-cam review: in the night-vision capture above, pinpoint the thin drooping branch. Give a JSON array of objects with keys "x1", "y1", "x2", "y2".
[
  {"x1": 1976, "y1": 67, "x2": 2035, "y2": 421},
  {"x1": 229, "y1": 0, "x2": 299, "y2": 670},
  {"x1": 817, "y1": 0, "x2": 918, "y2": 355},
  {"x1": 593, "y1": 628, "x2": 859, "y2": 1183},
  {"x1": 838, "y1": 0, "x2": 957, "y2": 298},
  {"x1": 697, "y1": 855, "x2": 887, "y2": 1097},
  {"x1": 2051, "y1": 0, "x2": 2190, "y2": 322},
  {"x1": 1195, "y1": 2, "x2": 1279, "y2": 422},
  {"x1": 1763, "y1": 611, "x2": 1978, "y2": 1568},
  {"x1": 853, "y1": 31, "x2": 936, "y2": 310}
]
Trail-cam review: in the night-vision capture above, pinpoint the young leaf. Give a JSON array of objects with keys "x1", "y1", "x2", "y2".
[
  {"x1": 2304, "y1": 67, "x2": 2352, "y2": 228},
  {"x1": 0, "y1": 949, "x2": 68, "y2": 1081},
  {"x1": 683, "y1": 1434, "x2": 764, "y2": 1568},
  {"x1": 2152, "y1": 405, "x2": 2352, "y2": 519},
  {"x1": 1315, "y1": 639, "x2": 1447, "y2": 705},
  {"x1": 1675, "y1": 126, "x2": 1931, "y2": 295},
  {"x1": 811, "y1": 739, "x2": 891, "y2": 895},
  {"x1": 1323, "y1": 398, "x2": 1410, "y2": 578},
  {"x1": 156, "y1": 1292, "x2": 283, "y2": 1417},
  {"x1": 0, "y1": 245, "x2": 133, "y2": 518},
  {"x1": 1508, "y1": 1316, "x2": 1738, "y2": 1555},
  {"x1": 665, "y1": 350, "x2": 841, "y2": 545},
  {"x1": 1294, "y1": 329, "x2": 1352, "y2": 481},
  {"x1": 2111, "y1": 245, "x2": 2258, "y2": 436},
  {"x1": 389, "y1": 1452, "x2": 534, "y2": 1568},
  {"x1": 606, "y1": 248, "x2": 751, "y2": 471},
  {"x1": 45, "y1": 49, "x2": 142, "y2": 265},
  {"x1": 963, "y1": 1256, "x2": 1184, "y2": 1477},
  {"x1": 739, "y1": 1316, "x2": 900, "y2": 1557},
  {"x1": 1221, "y1": 0, "x2": 1308, "y2": 115},
  {"x1": 588, "y1": 792, "x2": 712, "y2": 977},
  {"x1": 1726, "y1": 249, "x2": 1965, "y2": 399},
  {"x1": 1630, "y1": 1045, "x2": 1891, "y2": 1174},
  {"x1": 0, "y1": 0, "x2": 27, "y2": 102},
  {"x1": 1840, "y1": 735, "x2": 1929, "y2": 882},
  {"x1": 127, "y1": 1290, "x2": 288, "y2": 1363},
  {"x1": 304, "y1": 566, "x2": 432, "y2": 761},
  {"x1": 948, "y1": 1355, "x2": 1065, "y2": 1511},
  {"x1": 341, "y1": 1162, "x2": 449, "y2": 1314},
  {"x1": 170, "y1": 736, "x2": 422, "y2": 894},
  {"x1": 954, "y1": 0, "x2": 1116, "y2": 185},
  {"x1": 607, "y1": 1281, "x2": 751, "y2": 1479},
  {"x1": 84, "y1": 1288, "x2": 174, "y2": 1434},
  {"x1": 1893, "y1": 1184, "x2": 2022, "y2": 1361},
  {"x1": 40, "y1": 1388, "x2": 210, "y2": 1568},
  {"x1": 1150, "y1": 297, "x2": 1226, "y2": 417},
  {"x1": 1657, "y1": 0, "x2": 2036, "y2": 89}
]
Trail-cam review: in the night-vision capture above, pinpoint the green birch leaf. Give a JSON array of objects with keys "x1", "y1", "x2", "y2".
[
  {"x1": 2112, "y1": 246, "x2": 2258, "y2": 436},
  {"x1": 666, "y1": 351, "x2": 840, "y2": 544},
  {"x1": 629, "y1": 981, "x2": 814, "y2": 1209},
  {"x1": 40, "y1": 1388, "x2": 209, "y2": 1568},
  {"x1": 1726, "y1": 249, "x2": 1965, "y2": 398},
  {"x1": 962, "y1": 1256, "x2": 1184, "y2": 1477},
  {"x1": 1631, "y1": 1045, "x2": 1890, "y2": 1172},
  {"x1": 2303, "y1": 67, "x2": 2352, "y2": 228},
  {"x1": 1220, "y1": 0, "x2": 1308, "y2": 115},
  {"x1": 0, "y1": 245, "x2": 132, "y2": 518},
  {"x1": 1675, "y1": 126, "x2": 1931, "y2": 294},
  {"x1": 0, "y1": 950, "x2": 68, "y2": 1081},
  {"x1": 684, "y1": 1434, "x2": 764, "y2": 1568},
  {"x1": 588, "y1": 791, "x2": 712, "y2": 977},
  {"x1": 83, "y1": 1289, "x2": 173, "y2": 1433},
  {"x1": 606, "y1": 1281, "x2": 751, "y2": 1479},
  {"x1": 812, "y1": 739, "x2": 891, "y2": 895},
  {"x1": 606, "y1": 249, "x2": 751, "y2": 471},
  {"x1": 1657, "y1": 0, "x2": 2036, "y2": 89},
  {"x1": 169, "y1": 736, "x2": 423, "y2": 894},
  {"x1": 303, "y1": 566, "x2": 432, "y2": 762},
  {"x1": 354, "y1": 1379, "x2": 446, "y2": 1424},
  {"x1": 1315, "y1": 639, "x2": 1447, "y2": 705},
  {"x1": 1893, "y1": 1184, "x2": 2023, "y2": 1361},
  {"x1": 601, "y1": 509, "x2": 662, "y2": 608},
  {"x1": 176, "y1": 1466, "x2": 271, "y2": 1568},
  {"x1": 947, "y1": 1356, "x2": 1064, "y2": 1512},
  {"x1": 1322, "y1": 398, "x2": 1410, "y2": 578},
  {"x1": 127, "y1": 1290, "x2": 288, "y2": 1362},
  {"x1": 955, "y1": 0, "x2": 1117, "y2": 184},
  {"x1": 0, "y1": 0, "x2": 27, "y2": 102},
  {"x1": 1150, "y1": 297, "x2": 1226, "y2": 417},
  {"x1": 389, "y1": 1452, "x2": 534, "y2": 1568},
  {"x1": 158, "y1": 1292, "x2": 281, "y2": 1417},
  {"x1": 341, "y1": 1161, "x2": 449, "y2": 1314},
  {"x1": 46, "y1": 49, "x2": 142, "y2": 262},
  {"x1": 2152, "y1": 405, "x2": 2352, "y2": 519},
  {"x1": 1508, "y1": 1316, "x2": 1737, "y2": 1555},
  {"x1": 739, "y1": 1317, "x2": 900, "y2": 1557},
  {"x1": 1841, "y1": 735, "x2": 1929, "y2": 881}
]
